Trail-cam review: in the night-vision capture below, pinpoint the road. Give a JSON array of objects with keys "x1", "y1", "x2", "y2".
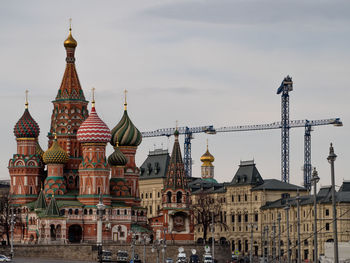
[{"x1": 12, "y1": 258, "x2": 95, "y2": 263}]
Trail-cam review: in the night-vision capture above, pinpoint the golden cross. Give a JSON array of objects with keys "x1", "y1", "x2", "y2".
[
  {"x1": 25, "y1": 90, "x2": 29, "y2": 109},
  {"x1": 69, "y1": 18, "x2": 72, "y2": 31},
  {"x1": 124, "y1": 89, "x2": 128, "y2": 110},
  {"x1": 176, "y1": 120, "x2": 178, "y2": 130},
  {"x1": 91, "y1": 87, "x2": 95, "y2": 106},
  {"x1": 206, "y1": 138, "x2": 208, "y2": 150}
]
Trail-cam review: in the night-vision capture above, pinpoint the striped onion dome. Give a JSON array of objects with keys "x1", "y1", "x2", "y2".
[
  {"x1": 77, "y1": 105, "x2": 111, "y2": 143},
  {"x1": 108, "y1": 143, "x2": 127, "y2": 166},
  {"x1": 110, "y1": 109, "x2": 142, "y2": 147},
  {"x1": 14, "y1": 108, "x2": 40, "y2": 138},
  {"x1": 43, "y1": 138, "x2": 69, "y2": 164}
]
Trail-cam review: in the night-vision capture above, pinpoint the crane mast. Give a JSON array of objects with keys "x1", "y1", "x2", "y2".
[{"x1": 277, "y1": 75, "x2": 293, "y2": 183}]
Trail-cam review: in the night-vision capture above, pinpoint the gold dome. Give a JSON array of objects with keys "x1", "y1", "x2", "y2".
[
  {"x1": 64, "y1": 27, "x2": 77, "y2": 48},
  {"x1": 200, "y1": 142, "x2": 214, "y2": 166}
]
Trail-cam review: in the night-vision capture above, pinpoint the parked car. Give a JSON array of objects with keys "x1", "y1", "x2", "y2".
[
  {"x1": 102, "y1": 250, "x2": 112, "y2": 262},
  {"x1": 166, "y1": 258, "x2": 174, "y2": 263},
  {"x1": 117, "y1": 250, "x2": 129, "y2": 263},
  {"x1": 0, "y1": 255, "x2": 11, "y2": 262}
]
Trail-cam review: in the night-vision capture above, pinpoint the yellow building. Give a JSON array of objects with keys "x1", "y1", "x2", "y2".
[{"x1": 139, "y1": 149, "x2": 170, "y2": 218}]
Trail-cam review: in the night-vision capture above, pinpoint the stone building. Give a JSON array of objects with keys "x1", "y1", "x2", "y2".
[{"x1": 8, "y1": 27, "x2": 148, "y2": 244}]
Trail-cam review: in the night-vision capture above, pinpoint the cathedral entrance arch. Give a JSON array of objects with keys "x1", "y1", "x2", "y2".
[
  {"x1": 68, "y1": 224, "x2": 82, "y2": 243},
  {"x1": 112, "y1": 225, "x2": 127, "y2": 242}
]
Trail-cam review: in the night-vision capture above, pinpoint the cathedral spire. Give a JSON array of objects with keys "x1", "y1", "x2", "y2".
[{"x1": 56, "y1": 21, "x2": 85, "y2": 102}]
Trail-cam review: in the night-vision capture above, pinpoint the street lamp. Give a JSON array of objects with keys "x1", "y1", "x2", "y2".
[
  {"x1": 284, "y1": 205, "x2": 290, "y2": 263},
  {"x1": 142, "y1": 234, "x2": 150, "y2": 263},
  {"x1": 128, "y1": 230, "x2": 137, "y2": 261},
  {"x1": 10, "y1": 209, "x2": 16, "y2": 259},
  {"x1": 151, "y1": 239, "x2": 161, "y2": 263},
  {"x1": 327, "y1": 143, "x2": 339, "y2": 263},
  {"x1": 211, "y1": 212, "x2": 215, "y2": 262},
  {"x1": 311, "y1": 167, "x2": 320, "y2": 263},
  {"x1": 249, "y1": 223, "x2": 258, "y2": 263},
  {"x1": 96, "y1": 193, "x2": 105, "y2": 263}
]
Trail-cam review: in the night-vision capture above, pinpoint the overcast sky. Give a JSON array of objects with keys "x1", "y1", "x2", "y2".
[{"x1": 1, "y1": 0, "x2": 349, "y2": 189}]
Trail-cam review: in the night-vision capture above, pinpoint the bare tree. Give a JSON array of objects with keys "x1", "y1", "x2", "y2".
[
  {"x1": 191, "y1": 192, "x2": 227, "y2": 243},
  {"x1": 0, "y1": 195, "x2": 11, "y2": 245}
]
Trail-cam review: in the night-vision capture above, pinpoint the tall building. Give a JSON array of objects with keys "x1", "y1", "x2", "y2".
[{"x1": 8, "y1": 27, "x2": 148, "y2": 244}]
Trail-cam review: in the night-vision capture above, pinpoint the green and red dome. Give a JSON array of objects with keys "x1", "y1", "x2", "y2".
[
  {"x1": 110, "y1": 110, "x2": 142, "y2": 147},
  {"x1": 14, "y1": 108, "x2": 40, "y2": 138},
  {"x1": 108, "y1": 144, "x2": 127, "y2": 166}
]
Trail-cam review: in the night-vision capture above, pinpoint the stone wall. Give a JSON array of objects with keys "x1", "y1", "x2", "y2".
[{"x1": 0, "y1": 243, "x2": 231, "y2": 263}]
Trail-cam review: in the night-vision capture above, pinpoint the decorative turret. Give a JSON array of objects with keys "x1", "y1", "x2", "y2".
[
  {"x1": 44, "y1": 195, "x2": 60, "y2": 217},
  {"x1": 43, "y1": 135, "x2": 69, "y2": 164},
  {"x1": 13, "y1": 90, "x2": 40, "y2": 139},
  {"x1": 77, "y1": 89, "x2": 111, "y2": 206},
  {"x1": 200, "y1": 140, "x2": 216, "y2": 182},
  {"x1": 110, "y1": 90, "x2": 142, "y2": 147},
  {"x1": 108, "y1": 142, "x2": 127, "y2": 167},
  {"x1": 9, "y1": 91, "x2": 44, "y2": 205},
  {"x1": 34, "y1": 188, "x2": 47, "y2": 211}
]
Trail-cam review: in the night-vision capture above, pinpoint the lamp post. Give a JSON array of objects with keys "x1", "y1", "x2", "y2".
[
  {"x1": 152, "y1": 239, "x2": 161, "y2": 263},
  {"x1": 249, "y1": 223, "x2": 257, "y2": 263},
  {"x1": 284, "y1": 205, "x2": 290, "y2": 263},
  {"x1": 211, "y1": 212, "x2": 215, "y2": 262},
  {"x1": 143, "y1": 234, "x2": 149, "y2": 263},
  {"x1": 128, "y1": 230, "x2": 137, "y2": 262},
  {"x1": 96, "y1": 193, "x2": 105, "y2": 263},
  {"x1": 277, "y1": 214, "x2": 281, "y2": 262},
  {"x1": 10, "y1": 209, "x2": 16, "y2": 259},
  {"x1": 311, "y1": 168, "x2": 320, "y2": 263},
  {"x1": 296, "y1": 194, "x2": 301, "y2": 263},
  {"x1": 327, "y1": 143, "x2": 339, "y2": 263}
]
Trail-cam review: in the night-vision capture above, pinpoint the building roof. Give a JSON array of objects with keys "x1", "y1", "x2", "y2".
[
  {"x1": 252, "y1": 179, "x2": 306, "y2": 192},
  {"x1": 34, "y1": 190, "x2": 47, "y2": 211},
  {"x1": 140, "y1": 149, "x2": 170, "y2": 179},
  {"x1": 261, "y1": 181, "x2": 350, "y2": 210},
  {"x1": 339, "y1": 181, "x2": 350, "y2": 192},
  {"x1": 44, "y1": 196, "x2": 60, "y2": 217},
  {"x1": 164, "y1": 132, "x2": 188, "y2": 190},
  {"x1": 230, "y1": 160, "x2": 264, "y2": 186}
]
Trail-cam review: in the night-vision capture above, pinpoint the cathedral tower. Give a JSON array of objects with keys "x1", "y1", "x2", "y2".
[
  {"x1": 109, "y1": 91, "x2": 142, "y2": 206},
  {"x1": 9, "y1": 93, "x2": 44, "y2": 204},
  {"x1": 77, "y1": 91, "x2": 111, "y2": 206},
  {"x1": 48, "y1": 26, "x2": 88, "y2": 191}
]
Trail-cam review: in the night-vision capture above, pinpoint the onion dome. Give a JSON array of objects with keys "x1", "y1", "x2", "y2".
[
  {"x1": 108, "y1": 143, "x2": 127, "y2": 166},
  {"x1": 64, "y1": 26, "x2": 77, "y2": 48},
  {"x1": 77, "y1": 100, "x2": 111, "y2": 143},
  {"x1": 13, "y1": 98, "x2": 40, "y2": 138},
  {"x1": 110, "y1": 93, "x2": 142, "y2": 147},
  {"x1": 43, "y1": 136, "x2": 69, "y2": 164},
  {"x1": 200, "y1": 142, "x2": 215, "y2": 166}
]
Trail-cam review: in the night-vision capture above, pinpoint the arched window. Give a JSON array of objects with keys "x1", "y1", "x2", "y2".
[
  {"x1": 84, "y1": 209, "x2": 87, "y2": 215},
  {"x1": 75, "y1": 176, "x2": 79, "y2": 187},
  {"x1": 68, "y1": 209, "x2": 73, "y2": 215},
  {"x1": 124, "y1": 209, "x2": 127, "y2": 215},
  {"x1": 176, "y1": 191, "x2": 182, "y2": 204},
  {"x1": 89, "y1": 209, "x2": 93, "y2": 215},
  {"x1": 74, "y1": 209, "x2": 79, "y2": 215},
  {"x1": 60, "y1": 209, "x2": 65, "y2": 216},
  {"x1": 117, "y1": 210, "x2": 120, "y2": 215},
  {"x1": 167, "y1": 191, "x2": 172, "y2": 203}
]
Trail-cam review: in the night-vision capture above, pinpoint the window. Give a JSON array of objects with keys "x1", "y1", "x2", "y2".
[
  {"x1": 176, "y1": 191, "x2": 182, "y2": 203},
  {"x1": 74, "y1": 209, "x2": 79, "y2": 215},
  {"x1": 224, "y1": 212, "x2": 227, "y2": 223},
  {"x1": 157, "y1": 205, "x2": 160, "y2": 212},
  {"x1": 141, "y1": 193, "x2": 144, "y2": 199},
  {"x1": 326, "y1": 223, "x2": 330, "y2": 231},
  {"x1": 238, "y1": 195, "x2": 241, "y2": 202},
  {"x1": 244, "y1": 214, "x2": 248, "y2": 222},
  {"x1": 167, "y1": 192, "x2": 172, "y2": 203},
  {"x1": 124, "y1": 209, "x2": 127, "y2": 215},
  {"x1": 150, "y1": 193, "x2": 152, "y2": 198},
  {"x1": 231, "y1": 214, "x2": 235, "y2": 223},
  {"x1": 84, "y1": 209, "x2": 87, "y2": 215},
  {"x1": 60, "y1": 209, "x2": 65, "y2": 216},
  {"x1": 232, "y1": 226, "x2": 235, "y2": 232},
  {"x1": 117, "y1": 210, "x2": 120, "y2": 215},
  {"x1": 325, "y1": 209, "x2": 330, "y2": 216},
  {"x1": 254, "y1": 213, "x2": 258, "y2": 222},
  {"x1": 232, "y1": 195, "x2": 234, "y2": 202},
  {"x1": 149, "y1": 206, "x2": 152, "y2": 214},
  {"x1": 244, "y1": 194, "x2": 247, "y2": 202},
  {"x1": 238, "y1": 214, "x2": 242, "y2": 223},
  {"x1": 255, "y1": 195, "x2": 258, "y2": 201},
  {"x1": 158, "y1": 192, "x2": 160, "y2": 198},
  {"x1": 68, "y1": 209, "x2": 73, "y2": 215},
  {"x1": 146, "y1": 193, "x2": 148, "y2": 199}
]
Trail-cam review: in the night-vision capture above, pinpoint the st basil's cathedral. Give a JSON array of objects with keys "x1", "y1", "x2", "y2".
[{"x1": 8, "y1": 26, "x2": 149, "y2": 244}]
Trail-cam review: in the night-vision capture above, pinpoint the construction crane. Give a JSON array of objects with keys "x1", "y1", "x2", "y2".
[
  {"x1": 277, "y1": 76, "x2": 293, "y2": 183},
  {"x1": 141, "y1": 118, "x2": 343, "y2": 188}
]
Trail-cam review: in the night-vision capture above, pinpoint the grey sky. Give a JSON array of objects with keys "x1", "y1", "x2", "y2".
[{"x1": 1, "y1": 0, "x2": 349, "y2": 188}]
